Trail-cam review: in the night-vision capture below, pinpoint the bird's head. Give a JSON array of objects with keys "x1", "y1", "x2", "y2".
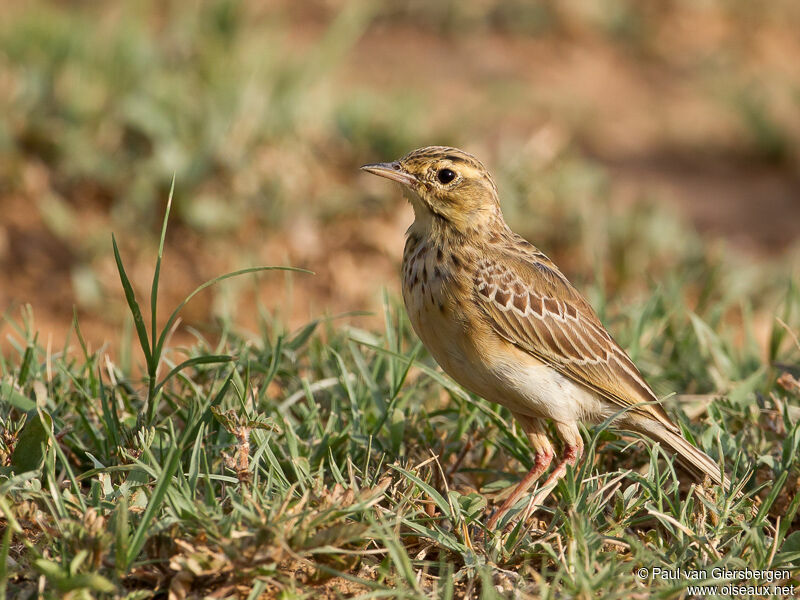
[{"x1": 361, "y1": 146, "x2": 502, "y2": 234}]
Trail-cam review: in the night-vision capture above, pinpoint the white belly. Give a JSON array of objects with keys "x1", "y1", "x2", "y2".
[{"x1": 490, "y1": 354, "x2": 611, "y2": 423}]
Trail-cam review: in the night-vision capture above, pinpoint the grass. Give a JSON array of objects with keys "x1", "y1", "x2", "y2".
[
  {"x1": 2, "y1": 1, "x2": 800, "y2": 598},
  {"x1": 1, "y1": 191, "x2": 799, "y2": 599}
]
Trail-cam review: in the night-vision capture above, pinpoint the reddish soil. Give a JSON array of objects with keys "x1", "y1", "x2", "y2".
[{"x1": 2, "y1": 13, "x2": 799, "y2": 357}]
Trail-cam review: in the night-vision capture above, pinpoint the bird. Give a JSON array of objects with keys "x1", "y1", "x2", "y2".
[{"x1": 361, "y1": 145, "x2": 730, "y2": 529}]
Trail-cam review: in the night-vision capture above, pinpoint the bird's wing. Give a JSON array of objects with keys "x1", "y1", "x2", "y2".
[{"x1": 473, "y1": 247, "x2": 678, "y2": 432}]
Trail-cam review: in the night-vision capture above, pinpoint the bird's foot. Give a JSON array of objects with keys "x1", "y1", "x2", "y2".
[{"x1": 485, "y1": 449, "x2": 553, "y2": 530}]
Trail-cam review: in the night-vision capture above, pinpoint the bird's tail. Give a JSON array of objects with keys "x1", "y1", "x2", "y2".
[{"x1": 637, "y1": 422, "x2": 731, "y2": 492}]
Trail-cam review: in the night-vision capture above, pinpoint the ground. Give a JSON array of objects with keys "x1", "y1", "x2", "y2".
[{"x1": 1, "y1": 2, "x2": 799, "y2": 598}]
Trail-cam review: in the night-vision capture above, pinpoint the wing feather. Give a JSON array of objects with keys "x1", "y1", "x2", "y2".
[{"x1": 473, "y1": 250, "x2": 677, "y2": 431}]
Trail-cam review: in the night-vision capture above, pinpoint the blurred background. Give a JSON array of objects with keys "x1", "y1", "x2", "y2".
[{"x1": 1, "y1": 0, "x2": 799, "y2": 354}]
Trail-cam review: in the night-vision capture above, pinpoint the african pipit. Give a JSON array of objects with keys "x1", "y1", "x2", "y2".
[{"x1": 362, "y1": 146, "x2": 730, "y2": 529}]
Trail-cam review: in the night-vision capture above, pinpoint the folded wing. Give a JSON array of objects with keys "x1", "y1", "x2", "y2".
[{"x1": 473, "y1": 248, "x2": 678, "y2": 433}]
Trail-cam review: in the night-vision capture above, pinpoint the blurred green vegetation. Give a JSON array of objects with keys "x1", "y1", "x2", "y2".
[
  {"x1": 2, "y1": 0, "x2": 799, "y2": 241},
  {"x1": 1, "y1": 1, "x2": 381, "y2": 232}
]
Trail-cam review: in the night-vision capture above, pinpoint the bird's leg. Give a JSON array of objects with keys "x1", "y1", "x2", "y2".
[
  {"x1": 487, "y1": 415, "x2": 553, "y2": 530},
  {"x1": 519, "y1": 422, "x2": 584, "y2": 523}
]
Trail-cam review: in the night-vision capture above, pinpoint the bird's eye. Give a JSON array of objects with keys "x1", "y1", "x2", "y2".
[{"x1": 436, "y1": 168, "x2": 456, "y2": 184}]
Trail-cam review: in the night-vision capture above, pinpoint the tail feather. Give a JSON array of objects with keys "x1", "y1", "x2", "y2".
[{"x1": 638, "y1": 423, "x2": 731, "y2": 492}]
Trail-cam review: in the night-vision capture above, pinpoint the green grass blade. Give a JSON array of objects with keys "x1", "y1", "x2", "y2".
[
  {"x1": 150, "y1": 177, "x2": 175, "y2": 354},
  {"x1": 152, "y1": 354, "x2": 232, "y2": 398},
  {"x1": 16, "y1": 339, "x2": 35, "y2": 387},
  {"x1": 112, "y1": 234, "x2": 152, "y2": 365},
  {"x1": 0, "y1": 379, "x2": 35, "y2": 411},
  {"x1": 390, "y1": 465, "x2": 451, "y2": 518},
  {"x1": 0, "y1": 512, "x2": 12, "y2": 600},
  {"x1": 187, "y1": 422, "x2": 205, "y2": 496},
  {"x1": 125, "y1": 444, "x2": 182, "y2": 567},
  {"x1": 114, "y1": 494, "x2": 129, "y2": 575}
]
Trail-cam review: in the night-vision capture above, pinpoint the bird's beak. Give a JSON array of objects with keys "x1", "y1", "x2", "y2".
[{"x1": 360, "y1": 161, "x2": 417, "y2": 186}]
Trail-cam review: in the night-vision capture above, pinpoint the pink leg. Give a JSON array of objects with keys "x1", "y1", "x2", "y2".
[
  {"x1": 518, "y1": 422, "x2": 584, "y2": 523},
  {"x1": 487, "y1": 449, "x2": 552, "y2": 529},
  {"x1": 487, "y1": 415, "x2": 554, "y2": 530}
]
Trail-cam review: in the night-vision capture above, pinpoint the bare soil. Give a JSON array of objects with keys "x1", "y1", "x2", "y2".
[{"x1": 2, "y1": 14, "x2": 799, "y2": 355}]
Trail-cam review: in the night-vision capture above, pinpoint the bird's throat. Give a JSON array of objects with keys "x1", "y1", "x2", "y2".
[{"x1": 404, "y1": 187, "x2": 448, "y2": 232}]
